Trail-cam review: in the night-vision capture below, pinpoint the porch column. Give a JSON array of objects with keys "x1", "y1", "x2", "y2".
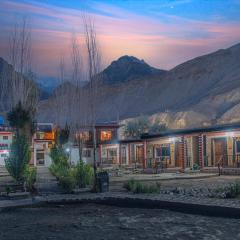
[
  {"x1": 99, "y1": 145, "x2": 102, "y2": 167},
  {"x1": 33, "y1": 143, "x2": 37, "y2": 166},
  {"x1": 128, "y1": 144, "x2": 132, "y2": 166},
  {"x1": 170, "y1": 143, "x2": 175, "y2": 167},
  {"x1": 180, "y1": 136, "x2": 186, "y2": 169},
  {"x1": 227, "y1": 137, "x2": 233, "y2": 166},
  {"x1": 118, "y1": 144, "x2": 121, "y2": 166},
  {"x1": 198, "y1": 134, "x2": 204, "y2": 168},
  {"x1": 143, "y1": 140, "x2": 147, "y2": 169}
]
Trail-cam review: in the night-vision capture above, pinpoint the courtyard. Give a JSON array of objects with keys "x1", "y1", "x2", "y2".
[{"x1": 0, "y1": 203, "x2": 240, "y2": 240}]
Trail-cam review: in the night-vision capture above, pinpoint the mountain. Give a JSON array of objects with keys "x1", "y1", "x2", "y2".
[
  {"x1": 37, "y1": 43, "x2": 240, "y2": 129},
  {"x1": 0, "y1": 57, "x2": 39, "y2": 111},
  {"x1": 100, "y1": 55, "x2": 166, "y2": 84},
  {"x1": 0, "y1": 57, "x2": 19, "y2": 111},
  {"x1": 36, "y1": 76, "x2": 60, "y2": 100}
]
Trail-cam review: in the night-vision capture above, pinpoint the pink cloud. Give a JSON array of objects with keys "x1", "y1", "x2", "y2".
[{"x1": 0, "y1": 0, "x2": 240, "y2": 76}]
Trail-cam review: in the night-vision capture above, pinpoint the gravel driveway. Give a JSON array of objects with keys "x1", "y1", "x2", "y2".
[{"x1": 0, "y1": 204, "x2": 240, "y2": 240}]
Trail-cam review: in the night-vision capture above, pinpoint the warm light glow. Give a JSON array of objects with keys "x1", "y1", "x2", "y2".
[
  {"x1": 76, "y1": 131, "x2": 91, "y2": 142},
  {"x1": 225, "y1": 131, "x2": 234, "y2": 137},
  {"x1": 100, "y1": 131, "x2": 112, "y2": 141}
]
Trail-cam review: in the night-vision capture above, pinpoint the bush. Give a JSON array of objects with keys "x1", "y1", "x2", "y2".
[
  {"x1": 123, "y1": 179, "x2": 161, "y2": 194},
  {"x1": 192, "y1": 163, "x2": 200, "y2": 170},
  {"x1": 123, "y1": 178, "x2": 136, "y2": 191},
  {"x1": 74, "y1": 160, "x2": 94, "y2": 188},
  {"x1": 23, "y1": 165, "x2": 37, "y2": 192},
  {"x1": 50, "y1": 164, "x2": 76, "y2": 193},
  {"x1": 49, "y1": 163, "x2": 69, "y2": 180},
  {"x1": 213, "y1": 180, "x2": 240, "y2": 198},
  {"x1": 50, "y1": 146, "x2": 69, "y2": 166},
  {"x1": 58, "y1": 174, "x2": 76, "y2": 193},
  {"x1": 224, "y1": 181, "x2": 240, "y2": 198},
  {"x1": 5, "y1": 135, "x2": 31, "y2": 183}
]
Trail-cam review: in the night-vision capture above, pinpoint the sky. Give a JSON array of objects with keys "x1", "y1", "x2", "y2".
[{"x1": 0, "y1": 0, "x2": 240, "y2": 80}]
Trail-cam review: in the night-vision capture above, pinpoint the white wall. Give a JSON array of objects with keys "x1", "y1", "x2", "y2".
[
  {"x1": 69, "y1": 147, "x2": 94, "y2": 166},
  {"x1": 0, "y1": 133, "x2": 13, "y2": 166}
]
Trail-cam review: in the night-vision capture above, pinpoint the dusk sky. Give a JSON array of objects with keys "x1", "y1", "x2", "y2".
[{"x1": 0, "y1": 0, "x2": 240, "y2": 79}]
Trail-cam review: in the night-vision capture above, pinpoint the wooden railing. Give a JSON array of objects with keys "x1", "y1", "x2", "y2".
[{"x1": 204, "y1": 154, "x2": 240, "y2": 168}]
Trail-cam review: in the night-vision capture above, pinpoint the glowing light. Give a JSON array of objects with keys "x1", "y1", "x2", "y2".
[
  {"x1": 169, "y1": 137, "x2": 176, "y2": 142},
  {"x1": 225, "y1": 131, "x2": 234, "y2": 137},
  {"x1": 65, "y1": 148, "x2": 70, "y2": 153}
]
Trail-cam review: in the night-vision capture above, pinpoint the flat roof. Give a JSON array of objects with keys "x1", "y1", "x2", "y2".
[
  {"x1": 119, "y1": 138, "x2": 142, "y2": 144},
  {"x1": 141, "y1": 122, "x2": 240, "y2": 140}
]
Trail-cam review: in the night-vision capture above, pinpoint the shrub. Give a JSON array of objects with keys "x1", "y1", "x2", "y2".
[
  {"x1": 51, "y1": 164, "x2": 76, "y2": 193},
  {"x1": 58, "y1": 174, "x2": 76, "y2": 193},
  {"x1": 49, "y1": 163, "x2": 69, "y2": 180},
  {"x1": 225, "y1": 181, "x2": 240, "y2": 198},
  {"x1": 213, "y1": 180, "x2": 240, "y2": 198},
  {"x1": 123, "y1": 178, "x2": 136, "y2": 191},
  {"x1": 23, "y1": 165, "x2": 37, "y2": 192},
  {"x1": 49, "y1": 161, "x2": 76, "y2": 193},
  {"x1": 50, "y1": 146, "x2": 69, "y2": 166},
  {"x1": 192, "y1": 163, "x2": 200, "y2": 170},
  {"x1": 74, "y1": 160, "x2": 94, "y2": 188},
  {"x1": 123, "y1": 179, "x2": 161, "y2": 194},
  {"x1": 5, "y1": 135, "x2": 31, "y2": 183}
]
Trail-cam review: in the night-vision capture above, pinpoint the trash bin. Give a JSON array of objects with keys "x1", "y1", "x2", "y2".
[{"x1": 96, "y1": 171, "x2": 109, "y2": 192}]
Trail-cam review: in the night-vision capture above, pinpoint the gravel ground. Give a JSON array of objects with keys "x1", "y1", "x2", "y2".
[{"x1": 0, "y1": 204, "x2": 240, "y2": 240}]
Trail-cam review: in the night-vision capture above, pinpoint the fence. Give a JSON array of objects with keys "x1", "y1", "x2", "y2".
[{"x1": 204, "y1": 154, "x2": 240, "y2": 168}]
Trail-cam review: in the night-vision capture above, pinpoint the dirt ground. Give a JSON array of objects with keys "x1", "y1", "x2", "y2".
[{"x1": 0, "y1": 204, "x2": 240, "y2": 240}]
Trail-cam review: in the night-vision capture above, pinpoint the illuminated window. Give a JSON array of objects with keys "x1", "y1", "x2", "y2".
[
  {"x1": 76, "y1": 131, "x2": 91, "y2": 142},
  {"x1": 100, "y1": 131, "x2": 112, "y2": 141}
]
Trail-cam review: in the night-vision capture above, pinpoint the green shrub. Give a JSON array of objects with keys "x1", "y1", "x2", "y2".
[
  {"x1": 123, "y1": 178, "x2": 136, "y2": 191},
  {"x1": 213, "y1": 180, "x2": 240, "y2": 198},
  {"x1": 23, "y1": 165, "x2": 37, "y2": 192},
  {"x1": 58, "y1": 174, "x2": 76, "y2": 193},
  {"x1": 49, "y1": 163, "x2": 69, "y2": 180},
  {"x1": 74, "y1": 160, "x2": 94, "y2": 188},
  {"x1": 5, "y1": 135, "x2": 31, "y2": 183},
  {"x1": 50, "y1": 145, "x2": 69, "y2": 166},
  {"x1": 53, "y1": 165, "x2": 76, "y2": 193},
  {"x1": 225, "y1": 181, "x2": 240, "y2": 198},
  {"x1": 192, "y1": 163, "x2": 199, "y2": 170},
  {"x1": 123, "y1": 179, "x2": 161, "y2": 194}
]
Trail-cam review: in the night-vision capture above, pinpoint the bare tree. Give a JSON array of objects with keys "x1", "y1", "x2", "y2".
[
  {"x1": 7, "y1": 17, "x2": 38, "y2": 122},
  {"x1": 70, "y1": 32, "x2": 85, "y2": 162},
  {"x1": 83, "y1": 15, "x2": 102, "y2": 184}
]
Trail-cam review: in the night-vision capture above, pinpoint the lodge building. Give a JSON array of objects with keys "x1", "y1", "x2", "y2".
[
  {"x1": 117, "y1": 123, "x2": 240, "y2": 173},
  {"x1": 2, "y1": 112, "x2": 240, "y2": 174},
  {"x1": 0, "y1": 116, "x2": 13, "y2": 166}
]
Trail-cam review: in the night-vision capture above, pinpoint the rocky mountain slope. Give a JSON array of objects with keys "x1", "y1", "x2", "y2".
[
  {"x1": 0, "y1": 57, "x2": 39, "y2": 113},
  {"x1": 2, "y1": 42, "x2": 240, "y2": 129},
  {"x1": 20, "y1": 43, "x2": 240, "y2": 128}
]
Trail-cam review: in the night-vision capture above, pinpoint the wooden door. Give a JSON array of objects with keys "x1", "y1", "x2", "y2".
[
  {"x1": 121, "y1": 146, "x2": 127, "y2": 165},
  {"x1": 136, "y1": 145, "x2": 144, "y2": 165},
  {"x1": 214, "y1": 138, "x2": 227, "y2": 166},
  {"x1": 175, "y1": 142, "x2": 184, "y2": 168}
]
